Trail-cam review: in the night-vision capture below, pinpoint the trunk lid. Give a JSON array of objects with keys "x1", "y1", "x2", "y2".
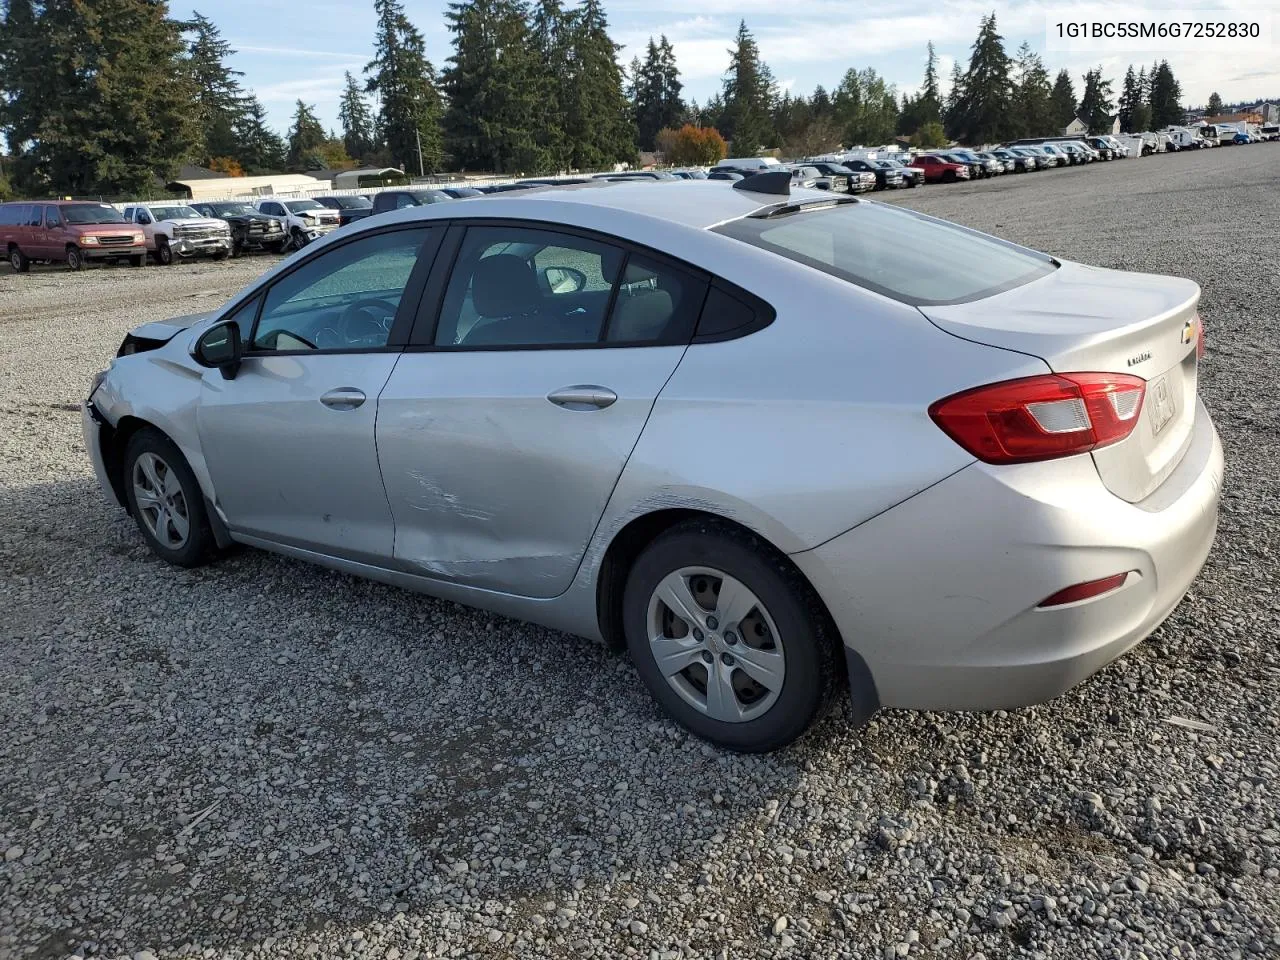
[{"x1": 921, "y1": 260, "x2": 1201, "y2": 503}]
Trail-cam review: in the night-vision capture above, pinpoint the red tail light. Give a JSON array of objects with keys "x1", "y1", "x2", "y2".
[
  {"x1": 929, "y1": 373, "x2": 1146, "y2": 464},
  {"x1": 1038, "y1": 572, "x2": 1131, "y2": 607},
  {"x1": 1197, "y1": 318, "x2": 1206, "y2": 359}
]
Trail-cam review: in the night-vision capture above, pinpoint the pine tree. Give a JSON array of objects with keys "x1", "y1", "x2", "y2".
[
  {"x1": 1049, "y1": 68, "x2": 1077, "y2": 130},
  {"x1": 810, "y1": 85, "x2": 831, "y2": 119},
  {"x1": 720, "y1": 20, "x2": 775, "y2": 154},
  {"x1": 563, "y1": 0, "x2": 636, "y2": 169},
  {"x1": 184, "y1": 12, "x2": 249, "y2": 165},
  {"x1": 235, "y1": 97, "x2": 288, "y2": 173},
  {"x1": 1148, "y1": 60, "x2": 1182, "y2": 128},
  {"x1": 1206, "y1": 91, "x2": 1223, "y2": 115},
  {"x1": 367, "y1": 0, "x2": 444, "y2": 174},
  {"x1": 530, "y1": 0, "x2": 572, "y2": 171},
  {"x1": 1077, "y1": 68, "x2": 1114, "y2": 134},
  {"x1": 1131, "y1": 68, "x2": 1152, "y2": 132},
  {"x1": 943, "y1": 62, "x2": 965, "y2": 140},
  {"x1": 834, "y1": 68, "x2": 898, "y2": 146},
  {"x1": 952, "y1": 13, "x2": 1013, "y2": 145},
  {"x1": 1011, "y1": 42, "x2": 1053, "y2": 138},
  {"x1": 338, "y1": 71, "x2": 377, "y2": 160},
  {"x1": 442, "y1": 0, "x2": 550, "y2": 173},
  {"x1": 287, "y1": 100, "x2": 327, "y2": 169},
  {"x1": 896, "y1": 44, "x2": 942, "y2": 138},
  {"x1": 1117, "y1": 65, "x2": 1138, "y2": 132},
  {"x1": 2, "y1": 0, "x2": 198, "y2": 195}
]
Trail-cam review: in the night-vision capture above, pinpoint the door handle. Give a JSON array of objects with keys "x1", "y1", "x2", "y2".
[
  {"x1": 547, "y1": 385, "x2": 617, "y2": 411},
  {"x1": 319, "y1": 387, "x2": 367, "y2": 410}
]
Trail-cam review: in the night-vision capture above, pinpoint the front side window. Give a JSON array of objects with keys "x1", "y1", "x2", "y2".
[
  {"x1": 44, "y1": 206, "x2": 63, "y2": 228},
  {"x1": 434, "y1": 227, "x2": 623, "y2": 347},
  {"x1": 714, "y1": 203, "x2": 1057, "y2": 307},
  {"x1": 251, "y1": 228, "x2": 430, "y2": 352}
]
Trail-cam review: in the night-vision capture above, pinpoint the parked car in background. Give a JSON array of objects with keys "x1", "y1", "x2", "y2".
[
  {"x1": 914, "y1": 154, "x2": 971, "y2": 183},
  {"x1": 1, "y1": 200, "x2": 146, "y2": 271},
  {"x1": 315, "y1": 195, "x2": 375, "y2": 227},
  {"x1": 842, "y1": 158, "x2": 904, "y2": 190},
  {"x1": 711, "y1": 157, "x2": 781, "y2": 174},
  {"x1": 476, "y1": 183, "x2": 543, "y2": 194},
  {"x1": 122, "y1": 203, "x2": 231, "y2": 265},
  {"x1": 593, "y1": 171, "x2": 681, "y2": 181},
  {"x1": 191, "y1": 201, "x2": 286, "y2": 256},
  {"x1": 515, "y1": 179, "x2": 591, "y2": 189},
  {"x1": 1260, "y1": 125, "x2": 1279, "y2": 141},
  {"x1": 86, "y1": 177, "x2": 1222, "y2": 753},
  {"x1": 252, "y1": 198, "x2": 340, "y2": 249},
  {"x1": 785, "y1": 165, "x2": 834, "y2": 191},
  {"x1": 932, "y1": 152, "x2": 988, "y2": 179},
  {"x1": 976, "y1": 151, "x2": 1014, "y2": 173},
  {"x1": 706, "y1": 171, "x2": 744, "y2": 181},
  {"x1": 1038, "y1": 143, "x2": 1073, "y2": 166},
  {"x1": 885, "y1": 157, "x2": 924, "y2": 187},
  {"x1": 669, "y1": 170, "x2": 709, "y2": 180},
  {"x1": 804, "y1": 161, "x2": 878, "y2": 193},
  {"x1": 1009, "y1": 147, "x2": 1051, "y2": 169},
  {"x1": 950, "y1": 149, "x2": 1002, "y2": 176},
  {"x1": 991, "y1": 148, "x2": 1034, "y2": 172}
]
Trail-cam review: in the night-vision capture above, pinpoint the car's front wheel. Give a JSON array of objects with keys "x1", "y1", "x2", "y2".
[
  {"x1": 156, "y1": 239, "x2": 174, "y2": 265},
  {"x1": 623, "y1": 520, "x2": 841, "y2": 752},
  {"x1": 123, "y1": 429, "x2": 216, "y2": 568}
]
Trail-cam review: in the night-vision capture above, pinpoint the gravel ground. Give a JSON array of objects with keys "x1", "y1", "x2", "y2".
[{"x1": 2, "y1": 145, "x2": 1279, "y2": 960}]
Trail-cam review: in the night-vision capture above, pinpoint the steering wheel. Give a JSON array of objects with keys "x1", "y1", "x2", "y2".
[{"x1": 337, "y1": 298, "x2": 398, "y2": 346}]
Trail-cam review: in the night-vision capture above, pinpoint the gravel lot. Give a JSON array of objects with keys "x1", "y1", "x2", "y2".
[{"x1": 2, "y1": 145, "x2": 1279, "y2": 960}]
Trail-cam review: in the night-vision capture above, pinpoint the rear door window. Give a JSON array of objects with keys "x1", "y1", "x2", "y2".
[{"x1": 714, "y1": 203, "x2": 1056, "y2": 306}]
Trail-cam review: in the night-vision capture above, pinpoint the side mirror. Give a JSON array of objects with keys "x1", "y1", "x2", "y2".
[
  {"x1": 543, "y1": 266, "x2": 586, "y2": 295},
  {"x1": 193, "y1": 320, "x2": 243, "y2": 380}
]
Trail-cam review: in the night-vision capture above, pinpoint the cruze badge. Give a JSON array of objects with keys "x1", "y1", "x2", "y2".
[{"x1": 1127, "y1": 351, "x2": 1151, "y2": 367}]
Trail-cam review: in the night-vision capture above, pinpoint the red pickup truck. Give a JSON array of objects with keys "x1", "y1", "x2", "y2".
[{"x1": 911, "y1": 155, "x2": 971, "y2": 184}]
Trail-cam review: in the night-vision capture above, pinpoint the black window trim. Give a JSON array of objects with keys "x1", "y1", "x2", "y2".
[
  {"x1": 402, "y1": 216, "x2": 770, "y2": 352},
  {"x1": 211, "y1": 222, "x2": 444, "y2": 359}
]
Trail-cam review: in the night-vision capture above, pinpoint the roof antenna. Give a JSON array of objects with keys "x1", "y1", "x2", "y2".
[{"x1": 732, "y1": 170, "x2": 791, "y2": 196}]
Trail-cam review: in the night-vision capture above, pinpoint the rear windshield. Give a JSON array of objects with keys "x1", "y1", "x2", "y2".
[{"x1": 713, "y1": 202, "x2": 1057, "y2": 306}]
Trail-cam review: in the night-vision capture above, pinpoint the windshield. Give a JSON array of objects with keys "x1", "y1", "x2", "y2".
[
  {"x1": 714, "y1": 203, "x2": 1056, "y2": 307},
  {"x1": 826, "y1": 164, "x2": 854, "y2": 174},
  {"x1": 209, "y1": 203, "x2": 255, "y2": 216},
  {"x1": 327, "y1": 196, "x2": 373, "y2": 209},
  {"x1": 286, "y1": 199, "x2": 324, "y2": 213},
  {"x1": 150, "y1": 206, "x2": 202, "y2": 220},
  {"x1": 62, "y1": 204, "x2": 126, "y2": 225}
]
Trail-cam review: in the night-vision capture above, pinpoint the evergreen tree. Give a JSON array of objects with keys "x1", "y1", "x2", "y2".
[
  {"x1": 530, "y1": 0, "x2": 572, "y2": 170},
  {"x1": 943, "y1": 62, "x2": 965, "y2": 140},
  {"x1": 1148, "y1": 60, "x2": 1183, "y2": 128},
  {"x1": 1049, "y1": 68, "x2": 1077, "y2": 130},
  {"x1": 367, "y1": 0, "x2": 444, "y2": 174},
  {"x1": 810, "y1": 85, "x2": 831, "y2": 119},
  {"x1": 1011, "y1": 41, "x2": 1053, "y2": 137},
  {"x1": 720, "y1": 20, "x2": 775, "y2": 154},
  {"x1": 952, "y1": 13, "x2": 1013, "y2": 144},
  {"x1": 1, "y1": 0, "x2": 198, "y2": 195},
  {"x1": 562, "y1": 0, "x2": 637, "y2": 169},
  {"x1": 286, "y1": 100, "x2": 327, "y2": 169},
  {"x1": 442, "y1": 0, "x2": 549, "y2": 173},
  {"x1": 338, "y1": 71, "x2": 377, "y2": 160},
  {"x1": 1131, "y1": 68, "x2": 1152, "y2": 132},
  {"x1": 184, "y1": 12, "x2": 248, "y2": 165},
  {"x1": 235, "y1": 97, "x2": 288, "y2": 173},
  {"x1": 1117, "y1": 65, "x2": 1138, "y2": 132},
  {"x1": 1206, "y1": 91, "x2": 1223, "y2": 115},
  {"x1": 1077, "y1": 68, "x2": 1114, "y2": 134},
  {"x1": 834, "y1": 68, "x2": 898, "y2": 145},
  {"x1": 919, "y1": 41, "x2": 942, "y2": 125}
]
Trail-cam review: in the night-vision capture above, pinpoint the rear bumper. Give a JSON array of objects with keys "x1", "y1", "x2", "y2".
[
  {"x1": 792, "y1": 399, "x2": 1223, "y2": 711},
  {"x1": 82, "y1": 400, "x2": 118, "y2": 506}
]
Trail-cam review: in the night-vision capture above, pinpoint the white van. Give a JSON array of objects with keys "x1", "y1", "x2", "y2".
[{"x1": 712, "y1": 157, "x2": 780, "y2": 172}]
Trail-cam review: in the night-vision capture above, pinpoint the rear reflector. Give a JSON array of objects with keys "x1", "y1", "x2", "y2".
[
  {"x1": 929, "y1": 373, "x2": 1146, "y2": 464},
  {"x1": 1038, "y1": 572, "x2": 1131, "y2": 607}
]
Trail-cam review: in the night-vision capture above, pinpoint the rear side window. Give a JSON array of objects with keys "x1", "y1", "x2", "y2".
[
  {"x1": 714, "y1": 203, "x2": 1056, "y2": 306},
  {"x1": 0, "y1": 205, "x2": 19, "y2": 227}
]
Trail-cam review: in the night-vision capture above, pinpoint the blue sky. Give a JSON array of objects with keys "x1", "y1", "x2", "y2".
[{"x1": 172, "y1": 0, "x2": 1279, "y2": 135}]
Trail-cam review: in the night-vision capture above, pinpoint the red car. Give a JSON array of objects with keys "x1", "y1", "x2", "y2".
[
  {"x1": 1, "y1": 200, "x2": 146, "y2": 271},
  {"x1": 912, "y1": 155, "x2": 971, "y2": 184}
]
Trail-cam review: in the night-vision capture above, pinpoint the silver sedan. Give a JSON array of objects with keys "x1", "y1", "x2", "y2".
[{"x1": 84, "y1": 176, "x2": 1223, "y2": 752}]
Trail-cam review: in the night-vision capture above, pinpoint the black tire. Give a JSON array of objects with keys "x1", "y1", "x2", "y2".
[
  {"x1": 943, "y1": 170, "x2": 957, "y2": 183},
  {"x1": 266, "y1": 240, "x2": 287, "y2": 255},
  {"x1": 622, "y1": 520, "x2": 843, "y2": 753},
  {"x1": 290, "y1": 227, "x2": 306, "y2": 250},
  {"x1": 129, "y1": 254, "x2": 144, "y2": 267},
  {"x1": 122, "y1": 428, "x2": 217, "y2": 568},
  {"x1": 212, "y1": 249, "x2": 229, "y2": 261},
  {"x1": 66, "y1": 245, "x2": 85, "y2": 271},
  {"x1": 9, "y1": 246, "x2": 29, "y2": 273},
  {"x1": 156, "y1": 239, "x2": 174, "y2": 266}
]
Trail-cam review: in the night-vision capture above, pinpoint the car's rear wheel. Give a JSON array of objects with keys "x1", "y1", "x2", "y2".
[
  {"x1": 9, "y1": 246, "x2": 29, "y2": 272},
  {"x1": 66, "y1": 245, "x2": 85, "y2": 271},
  {"x1": 123, "y1": 429, "x2": 216, "y2": 568},
  {"x1": 623, "y1": 520, "x2": 841, "y2": 752}
]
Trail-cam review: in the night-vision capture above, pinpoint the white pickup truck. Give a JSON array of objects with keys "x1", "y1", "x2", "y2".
[
  {"x1": 122, "y1": 203, "x2": 233, "y2": 265},
  {"x1": 252, "y1": 197, "x2": 341, "y2": 250}
]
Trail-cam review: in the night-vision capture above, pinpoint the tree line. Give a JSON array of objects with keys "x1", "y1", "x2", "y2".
[{"x1": 0, "y1": 2, "x2": 1193, "y2": 198}]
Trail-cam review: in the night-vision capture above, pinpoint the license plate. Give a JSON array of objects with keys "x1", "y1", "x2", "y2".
[{"x1": 1148, "y1": 375, "x2": 1174, "y2": 436}]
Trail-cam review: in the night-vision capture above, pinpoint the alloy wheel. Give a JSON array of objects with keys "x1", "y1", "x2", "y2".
[
  {"x1": 131, "y1": 451, "x2": 190, "y2": 549},
  {"x1": 646, "y1": 566, "x2": 785, "y2": 723}
]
